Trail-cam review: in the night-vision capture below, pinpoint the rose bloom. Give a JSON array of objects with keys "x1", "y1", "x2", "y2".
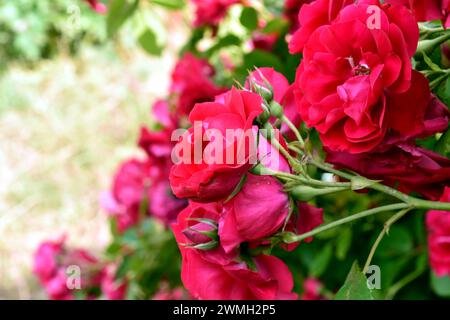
[
  {"x1": 326, "y1": 96, "x2": 450, "y2": 200},
  {"x1": 191, "y1": 0, "x2": 239, "y2": 27},
  {"x1": 172, "y1": 202, "x2": 298, "y2": 300},
  {"x1": 33, "y1": 237, "x2": 102, "y2": 300},
  {"x1": 101, "y1": 265, "x2": 127, "y2": 300},
  {"x1": 138, "y1": 100, "x2": 177, "y2": 161},
  {"x1": 426, "y1": 187, "x2": 450, "y2": 276},
  {"x1": 284, "y1": 0, "x2": 314, "y2": 31},
  {"x1": 291, "y1": 1, "x2": 434, "y2": 154},
  {"x1": 386, "y1": 0, "x2": 450, "y2": 28},
  {"x1": 101, "y1": 159, "x2": 155, "y2": 232},
  {"x1": 170, "y1": 88, "x2": 263, "y2": 202},
  {"x1": 219, "y1": 174, "x2": 290, "y2": 253},
  {"x1": 289, "y1": 0, "x2": 355, "y2": 54},
  {"x1": 84, "y1": 0, "x2": 107, "y2": 14},
  {"x1": 301, "y1": 278, "x2": 327, "y2": 300},
  {"x1": 102, "y1": 156, "x2": 186, "y2": 231},
  {"x1": 170, "y1": 53, "x2": 226, "y2": 116}
]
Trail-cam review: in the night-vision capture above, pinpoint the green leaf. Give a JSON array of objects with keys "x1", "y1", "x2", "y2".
[
  {"x1": 151, "y1": 0, "x2": 185, "y2": 9},
  {"x1": 310, "y1": 243, "x2": 333, "y2": 277},
  {"x1": 422, "y1": 52, "x2": 442, "y2": 72},
  {"x1": 240, "y1": 7, "x2": 258, "y2": 30},
  {"x1": 138, "y1": 28, "x2": 163, "y2": 55},
  {"x1": 107, "y1": 0, "x2": 139, "y2": 37},
  {"x1": 335, "y1": 262, "x2": 374, "y2": 300},
  {"x1": 375, "y1": 225, "x2": 413, "y2": 258},
  {"x1": 435, "y1": 127, "x2": 450, "y2": 157},
  {"x1": 336, "y1": 227, "x2": 352, "y2": 260},
  {"x1": 243, "y1": 50, "x2": 284, "y2": 72},
  {"x1": 262, "y1": 18, "x2": 288, "y2": 34},
  {"x1": 436, "y1": 76, "x2": 450, "y2": 106},
  {"x1": 431, "y1": 272, "x2": 450, "y2": 297}
]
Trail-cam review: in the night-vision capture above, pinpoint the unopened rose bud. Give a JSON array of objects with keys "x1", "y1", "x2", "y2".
[
  {"x1": 182, "y1": 221, "x2": 218, "y2": 246},
  {"x1": 252, "y1": 82, "x2": 273, "y2": 102},
  {"x1": 269, "y1": 101, "x2": 284, "y2": 119}
]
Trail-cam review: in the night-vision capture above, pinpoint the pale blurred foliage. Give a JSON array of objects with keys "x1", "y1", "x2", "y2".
[{"x1": 0, "y1": 13, "x2": 186, "y2": 299}]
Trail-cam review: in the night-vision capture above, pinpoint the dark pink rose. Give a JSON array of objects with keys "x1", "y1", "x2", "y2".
[
  {"x1": 327, "y1": 143, "x2": 450, "y2": 200},
  {"x1": 292, "y1": 1, "x2": 428, "y2": 154},
  {"x1": 33, "y1": 237, "x2": 64, "y2": 283},
  {"x1": 172, "y1": 202, "x2": 298, "y2": 300},
  {"x1": 101, "y1": 265, "x2": 127, "y2": 300},
  {"x1": 138, "y1": 100, "x2": 178, "y2": 161},
  {"x1": 251, "y1": 32, "x2": 278, "y2": 52},
  {"x1": 84, "y1": 0, "x2": 107, "y2": 14},
  {"x1": 426, "y1": 187, "x2": 450, "y2": 276},
  {"x1": 149, "y1": 179, "x2": 187, "y2": 225},
  {"x1": 170, "y1": 53, "x2": 226, "y2": 116},
  {"x1": 386, "y1": 0, "x2": 450, "y2": 28},
  {"x1": 170, "y1": 88, "x2": 263, "y2": 202},
  {"x1": 33, "y1": 237, "x2": 103, "y2": 300},
  {"x1": 45, "y1": 269, "x2": 73, "y2": 300},
  {"x1": 301, "y1": 278, "x2": 327, "y2": 300},
  {"x1": 284, "y1": 0, "x2": 314, "y2": 31},
  {"x1": 219, "y1": 174, "x2": 289, "y2": 253},
  {"x1": 153, "y1": 286, "x2": 191, "y2": 300},
  {"x1": 102, "y1": 159, "x2": 155, "y2": 232},
  {"x1": 191, "y1": 0, "x2": 239, "y2": 27}
]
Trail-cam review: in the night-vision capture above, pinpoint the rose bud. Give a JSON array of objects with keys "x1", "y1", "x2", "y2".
[{"x1": 182, "y1": 218, "x2": 219, "y2": 250}]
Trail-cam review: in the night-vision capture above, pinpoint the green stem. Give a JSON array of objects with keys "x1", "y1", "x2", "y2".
[
  {"x1": 417, "y1": 32, "x2": 450, "y2": 55},
  {"x1": 362, "y1": 208, "x2": 412, "y2": 273},
  {"x1": 385, "y1": 267, "x2": 425, "y2": 300},
  {"x1": 307, "y1": 157, "x2": 450, "y2": 211},
  {"x1": 262, "y1": 123, "x2": 303, "y2": 172},
  {"x1": 281, "y1": 115, "x2": 305, "y2": 149},
  {"x1": 282, "y1": 203, "x2": 409, "y2": 243}
]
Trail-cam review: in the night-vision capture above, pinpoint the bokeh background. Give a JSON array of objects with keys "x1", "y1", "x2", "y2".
[{"x1": 0, "y1": 0, "x2": 186, "y2": 298}]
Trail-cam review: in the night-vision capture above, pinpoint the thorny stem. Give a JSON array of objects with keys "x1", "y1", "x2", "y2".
[
  {"x1": 259, "y1": 109, "x2": 450, "y2": 245},
  {"x1": 362, "y1": 208, "x2": 412, "y2": 273},
  {"x1": 282, "y1": 203, "x2": 410, "y2": 244}
]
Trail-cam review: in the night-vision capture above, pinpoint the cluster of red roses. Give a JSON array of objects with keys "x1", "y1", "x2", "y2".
[
  {"x1": 33, "y1": 235, "x2": 126, "y2": 300},
  {"x1": 34, "y1": 0, "x2": 450, "y2": 300}
]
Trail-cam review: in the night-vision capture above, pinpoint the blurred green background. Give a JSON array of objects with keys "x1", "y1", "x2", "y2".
[{"x1": 0, "y1": 0, "x2": 186, "y2": 298}]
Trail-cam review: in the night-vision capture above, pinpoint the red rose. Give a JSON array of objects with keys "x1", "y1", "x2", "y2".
[
  {"x1": 170, "y1": 88, "x2": 263, "y2": 202},
  {"x1": 219, "y1": 174, "x2": 290, "y2": 253},
  {"x1": 301, "y1": 278, "x2": 327, "y2": 300},
  {"x1": 426, "y1": 187, "x2": 450, "y2": 276},
  {"x1": 327, "y1": 143, "x2": 450, "y2": 200},
  {"x1": 288, "y1": 0, "x2": 355, "y2": 54},
  {"x1": 101, "y1": 265, "x2": 127, "y2": 300},
  {"x1": 101, "y1": 159, "x2": 154, "y2": 232},
  {"x1": 170, "y1": 53, "x2": 226, "y2": 116},
  {"x1": 191, "y1": 0, "x2": 239, "y2": 27},
  {"x1": 102, "y1": 157, "x2": 186, "y2": 231},
  {"x1": 172, "y1": 202, "x2": 298, "y2": 300},
  {"x1": 284, "y1": 0, "x2": 314, "y2": 32},
  {"x1": 326, "y1": 94, "x2": 450, "y2": 199},
  {"x1": 138, "y1": 100, "x2": 177, "y2": 161},
  {"x1": 386, "y1": 0, "x2": 450, "y2": 28},
  {"x1": 33, "y1": 237, "x2": 102, "y2": 300},
  {"x1": 292, "y1": 1, "x2": 427, "y2": 153},
  {"x1": 33, "y1": 237, "x2": 64, "y2": 283}
]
